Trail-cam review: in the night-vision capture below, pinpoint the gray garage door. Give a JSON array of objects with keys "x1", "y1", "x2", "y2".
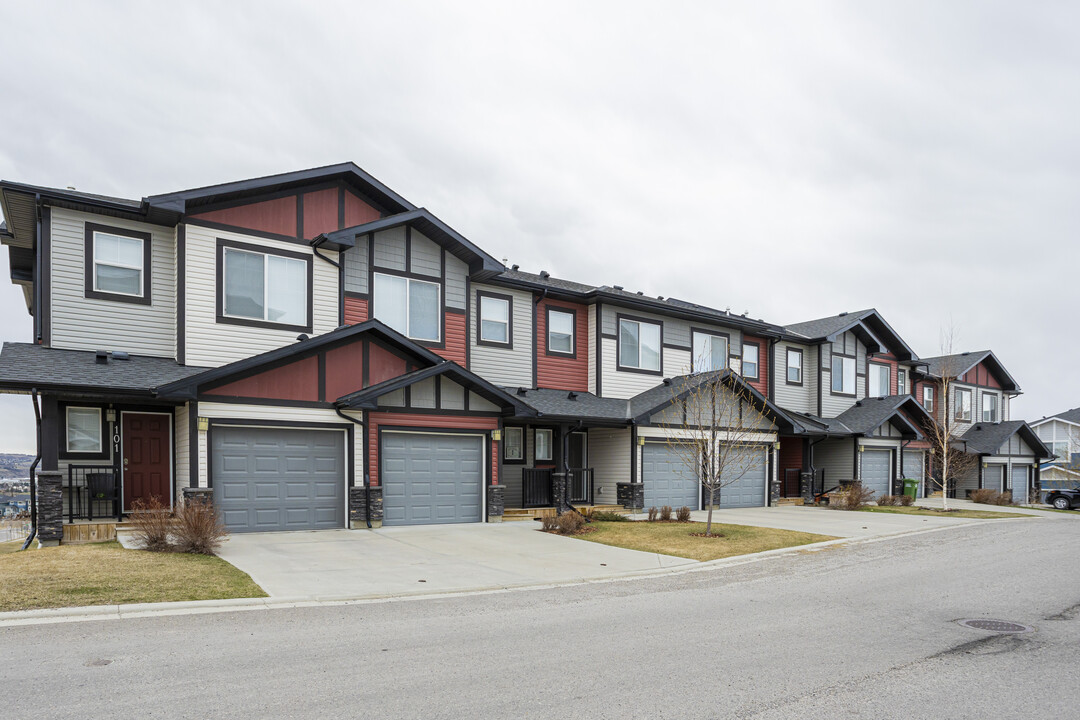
[
  {"x1": 1011, "y1": 465, "x2": 1029, "y2": 504},
  {"x1": 213, "y1": 426, "x2": 345, "y2": 533},
  {"x1": 902, "y1": 451, "x2": 924, "y2": 497},
  {"x1": 642, "y1": 443, "x2": 699, "y2": 509},
  {"x1": 983, "y1": 464, "x2": 1004, "y2": 492},
  {"x1": 861, "y1": 449, "x2": 892, "y2": 498},
  {"x1": 717, "y1": 448, "x2": 768, "y2": 508},
  {"x1": 381, "y1": 432, "x2": 483, "y2": 526}
]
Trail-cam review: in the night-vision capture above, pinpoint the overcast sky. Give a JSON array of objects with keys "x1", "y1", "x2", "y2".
[{"x1": 0, "y1": 1, "x2": 1077, "y2": 452}]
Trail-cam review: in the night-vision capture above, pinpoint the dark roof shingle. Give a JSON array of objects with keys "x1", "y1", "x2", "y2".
[{"x1": 0, "y1": 343, "x2": 208, "y2": 394}]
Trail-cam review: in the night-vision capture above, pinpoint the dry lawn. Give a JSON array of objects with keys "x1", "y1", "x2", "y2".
[
  {"x1": 860, "y1": 506, "x2": 1030, "y2": 519},
  {"x1": 0, "y1": 541, "x2": 265, "y2": 612},
  {"x1": 577, "y1": 521, "x2": 836, "y2": 562}
]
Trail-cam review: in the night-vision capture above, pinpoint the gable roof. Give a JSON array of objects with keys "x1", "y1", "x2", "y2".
[
  {"x1": 781, "y1": 309, "x2": 920, "y2": 359},
  {"x1": 1032, "y1": 407, "x2": 1080, "y2": 428},
  {"x1": 0, "y1": 343, "x2": 209, "y2": 396},
  {"x1": 335, "y1": 361, "x2": 535, "y2": 416},
  {"x1": 628, "y1": 370, "x2": 798, "y2": 431},
  {"x1": 833, "y1": 395, "x2": 926, "y2": 439},
  {"x1": 960, "y1": 420, "x2": 1051, "y2": 457},
  {"x1": 918, "y1": 350, "x2": 1020, "y2": 392},
  {"x1": 318, "y1": 208, "x2": 505, "y2": 277}
]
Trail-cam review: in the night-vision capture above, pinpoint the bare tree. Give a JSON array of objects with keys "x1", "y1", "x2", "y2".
[
  {"x1": 922, "y1": 326, "x2": 980, "y2": 511},
  {"x1": 658, "y1": 371, "x2": 774, "y2": 537}
]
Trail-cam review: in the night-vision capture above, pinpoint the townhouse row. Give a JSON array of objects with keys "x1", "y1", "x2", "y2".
[{"x1": 0, "y1": 163, "x2": 1051, "y2": 540}]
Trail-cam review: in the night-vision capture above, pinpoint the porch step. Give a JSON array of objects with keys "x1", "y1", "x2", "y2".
[
  {"x1": 774, "y1": 498, "x2": 804, "y2": 506},
  {"x1": 62, "y1": 522, "x2": 118, "y2": 544},
  {"x1": 503, "y1": 508, "x2": 557, "y2": 521}
]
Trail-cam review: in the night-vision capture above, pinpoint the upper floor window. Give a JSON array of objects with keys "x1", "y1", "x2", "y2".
[
  {"x1": 547, "y1": 308, "x2": 575, "y2": 356},
  {"x1": 923, "y1": 385, "x2": 934, "y2": 413},
  {"x1": 742, "y1": 342, "x2": 760, "y2": 380},
  {"x1": 831, "y1": 354, "x2": 855, "y2": 395},
  {"x1": 1050, "y1": 441, "x2": 1069, "y2": 459},
  {"x1": 375, "y1": 272, "x2": 440, "y2": 342},
  {"x1": 477, "y1": 292, "x2": 512, "y2": 346},
  {"x1": 65, "y1": 407, "x2": 102, "y2": 454},
  {"x1": 982, "y1": 393, "x2": 999, "y2": 422},
  {"x1": 869, "y1": 363, "x2": 891, "y2": 398},
  {"x1": 955, "y1": 388, "x2": 972, "y2": 422},
  {"x1": 220, "y1": 241, "x2": 311, "y2": 332},
  {"x1": 786, "y1": 348, "x2": 803, "y2": 384},
  {"x1": 618, "y1": 317, "x2": 661, "y2": 372},
  {"x1": 897, "y1": 369, "x2": 907, "y2": 395},
  {"x1": 85, "y1": 223, "x2": 151, "y2": 305},
  {"x1": 692, "y1": 331, "x2": 728, "y2": 373}
]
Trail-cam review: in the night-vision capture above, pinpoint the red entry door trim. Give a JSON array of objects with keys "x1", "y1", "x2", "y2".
[{"x1": 122, "y1": 412, "x2": 173, "y2": 512}]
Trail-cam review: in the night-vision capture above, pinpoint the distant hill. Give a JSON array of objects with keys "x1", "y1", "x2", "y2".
[{"x1": 0, "y1": 454, "x2": 35, "y2": 480}]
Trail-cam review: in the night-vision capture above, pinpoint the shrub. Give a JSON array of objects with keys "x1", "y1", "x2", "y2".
[
  {"x1": 970, "y1": 489, "x2": 996, "y2": 505},
  {"x1": 647, "y1": 506, "x2": 658, "y2": 522},
  {"x1": 541, "y1": 514, "x2": 559, "y2": 532},
  {"x1": 172, "y1": 496, "x2": 229, "y2": 555},
  {"x1": 877, "y1": 495, "x2": 899, "y2": 506},
  {"x1": 991, "y1": 491, "x2": 1014, "y2": 506},
  {"x1": 898, "y1": 494, "x2": 914, "y2": 506},
  {"x1": 659, "y1": 505, "x2": 673, "y2": 522},
  {"x1": 591, "y1": 511, "x2": 629, "y2": 522},
  {"x1": 554, "y1": 511, "x2": 586, "y2": 535},
  {"x1": 833, "y1": 483, "x2": 874, "y2": 511},
  {"x1": 676, "y1": 506, "x2": 691, "y2": 522},
  {"x1": 128, "y1": 496, "x2": 173, "y2": 552}
]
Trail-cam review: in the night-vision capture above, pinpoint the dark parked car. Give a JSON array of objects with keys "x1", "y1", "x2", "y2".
[{"x1": 1044, "y1": 487, "x2": 1080, "y2": 510}]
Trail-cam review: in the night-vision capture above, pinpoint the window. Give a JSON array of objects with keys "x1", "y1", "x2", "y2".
[
  {"x1": 742, "y1": 342, "x2": 760, "y2": 380},
  {"x1": 869, "y1": 364, "x2": 891, "y2": 398},
  {"x1": 923, "y1": 386, "x2": 934, "y2": 413},
  {"x1": 503, "y1": 427, "x2": 523, "y2": 461},
  {"x1": 786, "y1": 348, "x2": 803, "y2": 384},
  {"x1": 221, "y1": 243, "x2": 310, "y2": 330},
  {"x1": 618, "y1": 317, "x2": 661, "y2": 372},
  {"x1": 831, "y1": 355, "x2": 856, "y2": 395},
  {"x1": 1050, "y1": 441, "x2": 1069, "y2": 459},
  {"x1": 897, "y1": 369, "x2": 907, "y2": 395},
  {"x1": 85, "y1": 223, "x2": 151, "y2": 304},
  {"x1": 547, "y1": 308, "x2": 575, "y2": 355},
  {"x1": 692, "y1": 331, "x2": 728, "y2": 373},
  {"x1": 477, "y1": 292, "x2": 511, "y2": 346},
  {"x1": 535, "y1": 429, "x2": 553, "y2": 461},
  {"x1": 955, "y1": 388, "x2": 973, "y2": 422},
  {"x1": 66, "y1": 407, "x2": 102, "y2": 453},
  {"x1": 982, "y1": 393, "x2": 999, "y2": 422},
  {"x1": 374, "y1": 272, "x2": 440, "y2": 341}
]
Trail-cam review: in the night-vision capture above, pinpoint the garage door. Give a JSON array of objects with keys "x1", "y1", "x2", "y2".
[
  {"x1": 381, "y1": 432, "x2": 483, "y2": 526},
  {"x1": 717, "y1": 448, "x2": 768, "y2": 508},
  {"x1": 983, "y1": 465, "x2": 1004, "y2": 492},
  {"x1": 902, "y1": 451, "x2": 924, "y2": 497},
  {"x1": 860, "y1": 449, "x2": 892, "y2": 498},
  {"x1": 1011, "y1": 465, "x2": 1029, "y2": 504},
  {"x1": 213, "y1": 426, "x2": 345, "y2": 533},
  {"x1": 642, "y1": 443, "x2": 699, "y2": 509}
]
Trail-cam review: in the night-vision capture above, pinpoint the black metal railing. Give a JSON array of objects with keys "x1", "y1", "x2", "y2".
[
  {"x1": 523, "y1": 468, "x2": 553, "y2": 508},
  {"x1": 783, "y1": 468, "x2": 801, "y2": 497},
  {"x1": 569, "y1": 468, "x2": 593, "y2": 505},
  {"x1": 67, "y1": 465, "x2": 122, "y2": 522}
]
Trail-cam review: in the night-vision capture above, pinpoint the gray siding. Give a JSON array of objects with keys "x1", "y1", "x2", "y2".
[
  {"x1": 819, "y1": 332, "x2": 866, "y2": 418},
  {"x1": 408, "y1": 230, "x2": 441, "y2": 278},
  {"x1": 499, "y1": 426, "x2": 535, "y2": 509},
  {"x1": 441, "y1": 379, "x2": 465, "y2": 410},
  {"x1": 774, "y1": 341, "x2": 815, "y2": 414},
  {"x1": 174, "y1": 403, "x2": 190, "y2": 504},
  {"x1": 813, "y1": 438, "x2": 855, "y2": 485},
  {"x1": 50, "y1": 208, "x2": 176, "y2": 357},
  {"x1": 372, "y1": 227, "x2": 406, "y2": 271},
  {"x1": 343, "y1": 234, "x2": 369, "y2": 295},
  {"x1": 468, "y1": 283, "x2": 533, "y2": 386},
  {"x1": 411, "y1": 377, "x2": 436, "y2": 408},
  {"x1": 445, "y1": 253, "x2": 468, "y2": 311},
  {"x1": 588, "y1": 427, "x2": 631, "y2": 505},
  {"x1": 600, "y1": 304, "x2": 743, "y2": 354},
  {"x1": 469, "y1": 392, "x2": 499, "y2": 412}
]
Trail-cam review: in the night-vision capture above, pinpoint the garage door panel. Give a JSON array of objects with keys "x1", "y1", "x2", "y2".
[
  {"x1": 642, "y1": 444, "x2": 699, "y2": 509},
  {"x1": 718, "y1": 450, "x2": 767, "y2": 508},
  {"x1": 381, "y1": 432, "x2": 484, "y2": 526},
  {"x1": 212, "y1": 427, "x2": 345, "y2": 533}
]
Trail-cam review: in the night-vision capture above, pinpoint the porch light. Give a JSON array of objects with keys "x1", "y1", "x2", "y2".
[
  {"x1": 491, "y1": 429, "x2": 502, "y2": 442},
  {"x1": 982, "y1": 461, "x2": 988, "y2": 468},
  {"x1": 858, "y1": 445, "x2": 865, "y2": 453},
  {"x1": 197, "y1": 416, "x2": 209, "y2": 432},
  {"x1": 773, "y1": 441, "x2": 781, "y2": 450},
  {"x1": 637, "y1": 436, "x2": 646, "y2": 447},
  {"x1": 105, "y1": 409, "x2": 116, "y2": 423}
]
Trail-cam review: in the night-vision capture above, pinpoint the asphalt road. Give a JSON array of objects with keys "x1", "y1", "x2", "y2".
[{"x1": 3, "y1": 517, "x2": 1078, "y2": 719}]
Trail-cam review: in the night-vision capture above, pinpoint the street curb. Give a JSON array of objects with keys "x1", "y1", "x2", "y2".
[{"x1": 0, "y1": 516, "x2": 1036, "y2": 628}]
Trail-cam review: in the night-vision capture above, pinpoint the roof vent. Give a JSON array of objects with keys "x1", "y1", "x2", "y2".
[
  {"x1": 66, "y1": 186, "x2": 76, "y2": 191},
  {"x1": 540, "y1": 271, "x2": 550, "y2": 279},
  {"x1": 974, "y1": 425, "x2": 982, "y2": 431},
  {"x1": 511, "y1": 264, "x2": 519, "y2": 271},
  {"x1": 95, "y1": 350, "x2": 109, "y2": 365},
  {"x1": 613, "y1": 285, "x2": 623, "y2": 291},
  {"x1": 636, "y1": 291, "x2": 644, "y2": 296},
  {"x1": 663, "y1": 378, "x2": 672, "y2": 386},
  {"x1": 296, "y1": 333, "x2": 309, "y2": 342},
  {"x1": 658, "y1": 296, "x2": 664, "y2": 301},
  {"x1": 839, "y1": 311, "x2": 848, "y2": 317},
  {"x1": 961, "y1": 351, "x2": 970, "y2": 356},
  {"x1": 567, "y1": 392, "x2": 578, "y2": 401},
  {"x1": 855, "y1": 400, "x2": 862, "y2": 407},
  {"x1": 516, "y1": 387, "x2": 528, "y2": 396},
  {"x1": 111, "y1": 352, "x2": 130, "y2": 361}
]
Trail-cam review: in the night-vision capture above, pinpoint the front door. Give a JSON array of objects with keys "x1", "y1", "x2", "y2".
[{"x1": 122, "y1": 412, "x2": 172, "y2": 512}]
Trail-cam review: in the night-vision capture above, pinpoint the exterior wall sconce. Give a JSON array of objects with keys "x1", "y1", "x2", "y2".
[
  {"x1": 773, "y1": 441, "x2": 781, "y2": 450},
  {"x1": 982, "y1": 460, "x2": 988, "y2": 468},
  {"x1": 858, "y1": 445, "x2": 865, "y2": 453},
  {"x1": 638, "y1": 436, "x2": 646, "y2": 446},
  {"x1": 491, "y1": 429, "x2": 501, "y2": 442},
  {"x1": 105, "y1": 409, "x2": 116, "y2": 423},
  {"x1": 197, "y1": 416, "x2": 209, "y2": 432}
]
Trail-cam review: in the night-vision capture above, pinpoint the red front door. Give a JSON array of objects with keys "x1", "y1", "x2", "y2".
[{"x1": 122, "y1": 413, "x2": 172, "y2": 512}]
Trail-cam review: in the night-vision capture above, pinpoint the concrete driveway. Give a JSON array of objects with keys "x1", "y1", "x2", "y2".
[{"x1": 216, "y1": 522, "x2": 695, "y2": 600}]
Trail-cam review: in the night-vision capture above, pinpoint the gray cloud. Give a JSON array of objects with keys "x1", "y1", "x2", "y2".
[{"x1": 0, "y1": 0, "x2": 1076, "y2": 451}]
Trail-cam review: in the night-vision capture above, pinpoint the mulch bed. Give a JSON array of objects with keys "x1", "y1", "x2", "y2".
[{"x1": 543, "y1": 527, "x2": 598, "y2": 536}]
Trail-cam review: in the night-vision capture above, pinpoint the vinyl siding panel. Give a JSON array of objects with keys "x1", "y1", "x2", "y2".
[
  {"x1": 588, "y1": 427, "x2": 631, "y2": 505},
  {"x1": 536, "y1": 299, "x2": 589, "y2": 392},
  {"x1": 469, "y1": 392, "x2": 499, "y2": 412},
  {"x1": 600, "y1": 305, "x2": 743, "y2": 357},
  {"x1": 408, "y1": 230, "x2": 441, "y2": 278},
  {"x1": 372, "y1": 227, "x2": 406, "y2": 270},
  {"x1": 50, "y1": 208, "x2": 176, "y2": 357},
  {"x1": 499, "y1": 426, "x2": 536, "y2": 509},
  {"x1": 468, "y1": 283, "x2": 533, "y2": 386},
  {"x1": 813, "y1": 438, "x2": 855, "y2": 485},
  {"x1": 774, "y1": 341, "x2": 815, "y2": 414},
  {"x1": 441, "y1": 377, "x2": 465, "y2": 410},
  {"x1": 588, "y1": 305, "x2": 598, "y2": 394},
  {"x1": 601, "y1": 337, "x2": 661, "y2": 399},
  {"x1": 183, "y1": 224, "x2": 340, "y2": 367},
  {"x1": 444, "y1": 253, "x2": 468, "y2": 310},
  {"x1": 174, "y1": 403, "x2": 190, "y2": 502},
  {"x1": 411, "y1": 377, "x2": 437, "y2": 408},
  {"x1": 343, "y1": 234, "x2": 369, "y2": 294}
]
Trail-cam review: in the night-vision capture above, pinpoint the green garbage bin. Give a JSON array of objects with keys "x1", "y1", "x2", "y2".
[{"x1": 902, "y1": 478, "x2": 919, "y2": 500}]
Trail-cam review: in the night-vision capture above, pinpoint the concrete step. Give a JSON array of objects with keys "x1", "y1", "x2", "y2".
[{"x1": 774, "y1": 498, "x2": 805, "y2": 506}]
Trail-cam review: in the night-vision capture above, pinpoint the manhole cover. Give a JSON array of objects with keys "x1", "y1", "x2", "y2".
[{"x1": 957, "y1": 619, "x2": 1034, "y2": 634}]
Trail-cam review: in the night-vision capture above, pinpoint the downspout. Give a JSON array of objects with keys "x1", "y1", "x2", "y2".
[
  {"x1": 334, "y1": 407, "x2": 370, "y2": 528},
  {"x1": 33, "y1": 194, "x2": 42, "y2": 344},
  {"x1": 311, "y1": 236, "x2": 344, "y2": 327},
  {"x1": 767, "y1": 338, "x2": 778, "y2": 403},
  {"x1": 22, "y1": 389, "x2": 41, "y2": 550},
  {"x1": 900, "y1": 438, "x2": 912, "y2": 496}
]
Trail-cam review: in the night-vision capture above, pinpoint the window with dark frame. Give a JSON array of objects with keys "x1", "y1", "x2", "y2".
[
  {"x1": 869, "y1": 363, "x2": 890, "y2": 398},
  {"x1": 923, "y1": 385, "x2": 934, "y2": 413},
  {"x1": 786, "y1": 348, "x2": 802, "y2": 384},
  {"x1": 982, "y1": 393, "x2": 999, "y2": 422},
  {"x1": 547, "y1": 308, "x2": 575, "y2": 355},
  {"x1": 84, "y1": 222, "x2": 152, "y2": 305},
  {"x1": 742, "y1": 342, "x2": 759, "y2": 379},
  {"x1": 65, "y1": 407, "x2": 103, "y2": 454},
  {"x1": 618, "y1": 317, "x2": 661, "y2": 372},
  {"x1": 692, "y1": 331, "x2": 728, "y2": 373},
  {"x1": 503, "y1": 427, "x2": 524, "y2": 461},
  {"x1": 831, "y1": 354, "x2": 855, "y2": 394},
  {"x1": 224, "y1": 247, "x2": 308, "y2": 326},
  {"x1": 898, "y1": 369, "x2": 907, "y2": 395},
  {"x1": 479, "y1": 294, "x2": 511, "y2": 344},
  {"x1": 374, "y1": 272, "x2": 441, "y2": 342},
  {"x1": 535, "y1": 429, "x2": 553, "y2": 461},
  {"x1": 956, "y1": 388, "x2": 973, "y2": 421}
]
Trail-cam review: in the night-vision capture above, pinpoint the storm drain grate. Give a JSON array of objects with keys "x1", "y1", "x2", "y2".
[{"x1": 957, "y1": 619, "x2": 1034, "y2": 634}]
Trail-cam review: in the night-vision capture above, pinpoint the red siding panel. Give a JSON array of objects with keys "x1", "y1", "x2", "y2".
[
  {"x1": 369, "y1": 343, "x2": 408, "y2": 385},
  {"x1": 344, "y1": 296, "x2": 369, "y2": 325},
  {"x1": 536, "y1": 299, "x2": 589, "y2": 391},
  {"x1": 344, "y1": 191, "x2": 380, "y2": 227},
  {"x1": 367, "y1": 412, "x2": 499, "y2": 487},
  {"x1": 324, "y1": 342, "x2": 366, "y2": 401},
  {"x1": 204, "y1": 356, "x2": 320, "y2": 401},
  {"x1": 302, "y1": 188, "x2": 340, "y2": 239},
  {"x1": 190, "y1": 195, "x2": 298, "y2": 237},
  {"x1": 439, "y1": 311, "x2": 468, "y2": 365},
  {"x1": 744, "y1": 334, "x2": 768, "y2": 396}
]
